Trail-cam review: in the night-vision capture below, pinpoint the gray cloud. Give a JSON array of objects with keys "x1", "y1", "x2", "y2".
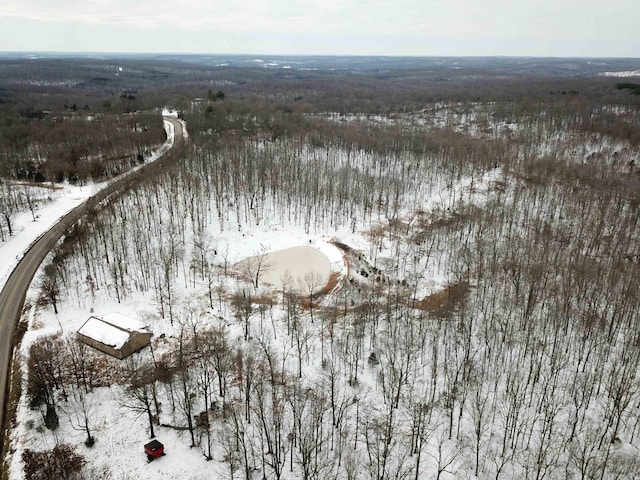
[{"x1": 0, "y1": 0, "x2": 638, "y2": 56}]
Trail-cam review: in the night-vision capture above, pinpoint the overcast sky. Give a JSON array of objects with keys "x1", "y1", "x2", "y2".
[{"x1": 0, "y1": 0, "x2": 638, "y2": 57}]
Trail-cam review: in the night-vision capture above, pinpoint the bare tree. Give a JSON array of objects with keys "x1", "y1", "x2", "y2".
[
  {"x1": 117, "y1": 355, "x2": 160, "y2": 439},
  {"x1": 0, "y1": 180, "x2": 18, "y2": 237},
  {"x1": 427, "y1": 428, "x2": 465, "y2": 480},
  {"x1": 291, "y1": 386, "x2": 335, "y2": 480},
  {"x1": 231, "y1": 288, "x2": 254, "y2": 341},
  {"x1": 22, "y1": 444, "x2": 85, "y2": 480},
  {"x1": 242, "y1": 251, "x2": 272, "y2": 289},
  {"x1": 27, "y1": 336, "x2": 67, "y2": 429},
  {"x1": 302, "y1": 270, "x2": 323, "y2": 323},
  {"x1": 40, "y1": 264, "x2": 61, "y2": 315},
  {"x1": 62, "y1": 382, "x2": 96, "y2": 447}
]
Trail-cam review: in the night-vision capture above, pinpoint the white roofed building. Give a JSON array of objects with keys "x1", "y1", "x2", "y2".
[{"x1": 76, "y1": 313, "x2": 152, "y2": 360}]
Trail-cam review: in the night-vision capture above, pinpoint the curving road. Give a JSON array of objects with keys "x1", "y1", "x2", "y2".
[{"x1": 0, "y1": 117, "x2": 185, "y2": 454}]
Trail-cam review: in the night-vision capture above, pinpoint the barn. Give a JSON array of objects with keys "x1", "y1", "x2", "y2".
[{"x1": 76, "y1": 313, "x2": 152, "y2": 359}]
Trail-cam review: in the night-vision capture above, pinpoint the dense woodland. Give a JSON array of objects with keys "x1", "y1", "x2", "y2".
[
  {"x1": 2, "y1": 56, "x2": 640, "y2": 479},
  {"x1": 0, "y1": 104, "x2": 165, "y2": 241}
]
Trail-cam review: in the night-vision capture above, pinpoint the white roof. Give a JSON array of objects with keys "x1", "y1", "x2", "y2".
[
  {"x1": 96, "y1": 312, "x2": 148, "y2": 333},
  {"x1": 77, "y1": 317, "x2": 130, "y2": 350},
  {"x1": 77, "y1": 313, "x2": 149, "y2": 350}
]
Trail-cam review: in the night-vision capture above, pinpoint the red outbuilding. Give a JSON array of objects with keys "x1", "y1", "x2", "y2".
[{"x1": 144, "y1": 439, "x2": 165, "y2": 462}]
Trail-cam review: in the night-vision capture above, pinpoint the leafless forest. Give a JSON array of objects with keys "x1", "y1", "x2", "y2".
[{"x1": 3, "y1": 56, "x2": 640, "y2": 479}]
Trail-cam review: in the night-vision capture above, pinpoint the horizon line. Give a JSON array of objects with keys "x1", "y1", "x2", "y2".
[{"x1": 1, "y1": 51, "x2": 639, "y2": 61}]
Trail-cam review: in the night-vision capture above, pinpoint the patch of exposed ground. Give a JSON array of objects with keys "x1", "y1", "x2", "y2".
[
  {"x1": 411, "y1": 207, "x2": 484, "y2": 244},
  {"x1": 412, "y1": 281, "x2": 471, "y2": 318},
  {"x1": 317, "y1": 271, "x2": 341, "y2": 295}
]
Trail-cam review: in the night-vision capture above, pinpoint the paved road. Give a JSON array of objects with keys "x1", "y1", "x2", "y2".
[{"x1": 0, "y1": 117, "x2": 185, "y2": 453}]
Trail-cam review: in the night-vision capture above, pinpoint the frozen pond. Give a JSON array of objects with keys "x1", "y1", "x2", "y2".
[{"x1": 241, "y1": 246, "x2": 332, "y2": 294}]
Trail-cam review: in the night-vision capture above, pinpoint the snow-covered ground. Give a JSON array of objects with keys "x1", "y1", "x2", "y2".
[
  {"x1": 1, "y1": 116, "x2": 189, "y2": 479},
  {"x1": 0, "y1": 184, "x2": 95, "y2": 290},
  {"x1": 11, "y1": 99, "x2": 603, "y2": 480},
  {"x1": 599, "y1": 69, "x2": 640, "y2": 77},
  {"x1": 5, "y1": 148, "x2": 504, "y2": 478}
]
